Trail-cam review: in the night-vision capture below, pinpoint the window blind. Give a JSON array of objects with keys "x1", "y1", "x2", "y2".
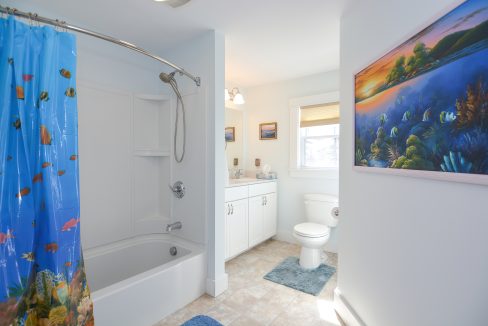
[{"x1": 300, "y1": 102, "x2": 340, "y2": 128}]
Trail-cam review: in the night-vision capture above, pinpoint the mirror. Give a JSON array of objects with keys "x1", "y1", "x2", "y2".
[{"x1": 225, "y1": 107, "x2": 246, "y2": 173}]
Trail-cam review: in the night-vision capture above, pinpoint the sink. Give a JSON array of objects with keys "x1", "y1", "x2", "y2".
[{"x1": 229, "y1": 178, "x2": 258, "y2": 184}]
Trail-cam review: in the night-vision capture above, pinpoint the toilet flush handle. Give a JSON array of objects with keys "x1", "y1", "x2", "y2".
[{"x1": 332, "y1": 207, "x2": 339, "y2": 218}]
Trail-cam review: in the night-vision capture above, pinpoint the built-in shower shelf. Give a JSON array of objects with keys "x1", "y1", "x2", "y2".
[
  {"x1": 134, "y1": 93, "x2": 170, "y2": 102},
  {"x1": 134, "y1": 150, "x2": 170, "y2": 157}
]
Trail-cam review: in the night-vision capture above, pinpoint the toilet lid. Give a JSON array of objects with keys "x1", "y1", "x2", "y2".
[{"x1": 294, "y1": 223, "x2": 330, "y2": 238}]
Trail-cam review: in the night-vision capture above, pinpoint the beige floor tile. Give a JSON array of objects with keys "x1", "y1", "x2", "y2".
[
  {"x1": 229, "y1": 315, "x2": 264, "y2": 326},
  {"x1": 206, "y1": 303, "x2": 240, "y2": 325}
]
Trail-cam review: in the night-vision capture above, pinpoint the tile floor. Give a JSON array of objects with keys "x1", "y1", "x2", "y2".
[{"x1": 155, "y1": 239, "x2": 343, "y2": 326}]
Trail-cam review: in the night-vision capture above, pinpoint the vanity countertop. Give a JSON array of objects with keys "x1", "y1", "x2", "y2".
[{"x1": 226, "y1": 178, "x2": 277, "y2": 188}]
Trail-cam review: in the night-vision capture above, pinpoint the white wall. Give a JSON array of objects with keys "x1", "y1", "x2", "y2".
[
  {"x1": 244, "y1": 71, "x2": 340, "y2": 252},
  {"x1": 339, "y1": 0, "x2": 488, "y2": 325},
  {"x1": 225, "y1": 108, "x2": 245, "y2": 171}
]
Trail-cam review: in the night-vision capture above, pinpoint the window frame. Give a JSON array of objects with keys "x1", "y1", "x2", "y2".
[{"x1": 289, "y1": 91, "x2": 340, "y2": 179}]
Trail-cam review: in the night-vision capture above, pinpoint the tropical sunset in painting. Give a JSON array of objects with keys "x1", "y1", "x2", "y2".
[{"x1": 355, "y1": 0, "x2": 488, "y2": 175}]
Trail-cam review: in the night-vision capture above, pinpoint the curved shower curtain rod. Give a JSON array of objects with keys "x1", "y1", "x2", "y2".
[{"x1": 0, "y1": 5, "x2": 201, "y2": 87}]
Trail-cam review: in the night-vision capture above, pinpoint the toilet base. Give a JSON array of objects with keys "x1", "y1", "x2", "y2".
[{"x1": 299, "y1": 247, "x2": 322, "y2": 269}]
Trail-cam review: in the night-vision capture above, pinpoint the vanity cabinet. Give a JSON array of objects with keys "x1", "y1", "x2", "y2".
[{"x1": 225, "y1": 181, "x2": 277, "y2": 260}]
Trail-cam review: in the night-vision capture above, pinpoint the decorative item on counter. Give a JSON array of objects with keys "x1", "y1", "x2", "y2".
[
  {"x1": 233, "y1": 158, "x2": 238, "y2": 166},
  {"x1": 225, "y1": 127, "x2": 235, "y2": 142},
  {"x1": 255, "y1": 158, "x2": 261, "y2": 167},
  {"x1": 256, "y1": 164, "x2": 277, "y2": 179},
  {"x1": 259, "y1": 122, "x2": 277, "y2": 140}
]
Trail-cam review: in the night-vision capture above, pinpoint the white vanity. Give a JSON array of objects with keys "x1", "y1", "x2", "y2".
[{"x1": 224, "y1": 178, "x2": 277, "y2": 260}]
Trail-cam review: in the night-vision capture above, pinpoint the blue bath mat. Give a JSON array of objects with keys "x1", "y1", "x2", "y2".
[
  {"x1": 264, "y1": 256, "x2": 336, "y2": 296},
  {"x1": 181, "y1": 315, "x2": 223, "y2": 326}
]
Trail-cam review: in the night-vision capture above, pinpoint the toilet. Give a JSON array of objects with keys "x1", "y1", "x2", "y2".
[{"x1": 293, "y1": 194, "x2": 339, "y2": 269}]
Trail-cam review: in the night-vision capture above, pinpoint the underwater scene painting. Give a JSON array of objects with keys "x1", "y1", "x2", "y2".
[{"x1": 355, "y1": 0, "x2": 488, "y2": 182}]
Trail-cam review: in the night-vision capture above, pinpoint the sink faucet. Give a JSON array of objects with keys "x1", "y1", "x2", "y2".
[
  {"x1": 233, "y1": 169, "x2": 245, "y2": 179},
  {"x1": 166, "y1": 221, "x2": 182, "y2": 232}
]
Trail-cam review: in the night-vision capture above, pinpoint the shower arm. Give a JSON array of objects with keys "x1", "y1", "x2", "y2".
[{"x1": 0, "y1": 5, "x2": 201, "y2": 87}]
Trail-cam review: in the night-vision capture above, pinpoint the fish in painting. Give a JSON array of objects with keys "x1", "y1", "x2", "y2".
[
  {"x1": 40, "y1": 125, "x2": 52, "y2": 145},
  {"x1": 0, "y1": 230, "x2": 14, "y2": 244},
  {"x1": 7, "y1": 155, "x2": 13, "y2": 161},
  {"x1": 402, "y1": 111, "x2": 411, "y2": 122},
  {"x1": 22, "y1": 74, "x2": 34, "y2": 82},
  {"x1": 422, "y1": 108, "x2": 432, "y2": 122},
  {"x1": 32, "y1": 173, "x2": 43, "y2": 183},
  {"x1": 65, "y1": 87, "x2": 76, "y2": 97},
  {"x1": 440, "y1": 111, "x2": 457, "y2": 123},
  {"x1": 45, "y1": 243, "x2": 59, "y2": 253},
  {"x1": 16, "y1": 86, "x2": 25, "y2": 100},
  {"x1": 57, "y1": 170, "x2": 66, "y2": 176},
  {"x1": 64, "y1": 261, "x2": 72, "y2": 267},
  {"x1": 61, "y1": 218, "x2": 80, "y2": 232},
  {"x1": 16, "y1": 187, "x2": 31, "y2": 198},
  {"x1": 390, "y1": 126, "x2": 399, "y2": 138},
  {"x1": 12, "y1": 118, "x2": 21, "y2": 130},
  {"x1": 69, "y1": 154, "x2": 78, "y2": 161},
  {"x1": 59, "y1": 69, "x2": 71, "y2": 79},
  {"x1": 21, "y1": 252, "x2": 35, "y2": 262},
  {"x1": 41, "y1": 162, "x2": 52, "y2": 168}
]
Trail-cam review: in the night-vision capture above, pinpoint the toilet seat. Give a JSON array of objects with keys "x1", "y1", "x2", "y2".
[{"x1": 294, "y1": 222, "x2": 330, "y2": 238}]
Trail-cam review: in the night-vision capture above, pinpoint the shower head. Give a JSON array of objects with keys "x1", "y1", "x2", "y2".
[{"x1": 159, "y1": 71, "x2": 176, "y2": 83}]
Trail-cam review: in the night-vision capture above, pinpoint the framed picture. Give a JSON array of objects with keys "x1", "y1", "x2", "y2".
[
  {"x1": 354, "y1": 0, "x2": 488, "y2": 185},
  {"x1": 225, "y1": 127, "x2": 235, "y2": 142},
  {"x1": 259, "y1": 122, "x2": 277, "y2": 140}
]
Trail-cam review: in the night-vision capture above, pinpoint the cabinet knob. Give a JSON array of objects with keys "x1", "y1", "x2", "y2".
[{"x1": 231, "y1": 204, "x2": 234, "y2": 215}]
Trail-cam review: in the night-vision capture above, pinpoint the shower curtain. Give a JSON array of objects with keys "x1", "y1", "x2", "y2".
[{"x1": 0, "y1": 16, "x2": 94, "y2": 325}]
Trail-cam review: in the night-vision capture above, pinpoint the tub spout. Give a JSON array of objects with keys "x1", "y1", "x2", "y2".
[{"x1": 166, "y1": 221, "x2": 182, "y2": 232}]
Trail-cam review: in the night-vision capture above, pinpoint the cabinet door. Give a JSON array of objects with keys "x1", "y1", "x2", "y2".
[
  {"x1": 263, "y1": 193, "x2": 277, "y2": 240},
  {"x1": 226, "y1": 199, "x2": 249, "y2": 259},
  {"x1": 248, "y1": 195, "x2": 264, "y2": 247}
]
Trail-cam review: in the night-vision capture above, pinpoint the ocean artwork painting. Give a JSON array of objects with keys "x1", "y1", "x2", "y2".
[
  {"x1": 260, "y1": 122, "x2": 278, "y2": 140},
  {"x1": 225, "y1": 127, "x2": 235, "y2": 142},
  {"x1": 355, "y1": 0, "x2": 488, "y2": 184}
]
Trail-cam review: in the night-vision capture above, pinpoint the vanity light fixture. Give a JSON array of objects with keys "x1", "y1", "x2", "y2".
[{"x1": 225, "y1": 87, "x2": 245, "y2": 105}]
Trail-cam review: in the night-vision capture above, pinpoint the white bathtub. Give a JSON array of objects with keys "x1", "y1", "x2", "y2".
[{"x1": 84, "y1": 234, "x2": 206, "y2": 326}]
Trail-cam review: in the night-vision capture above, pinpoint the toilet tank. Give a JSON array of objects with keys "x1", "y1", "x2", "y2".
[{"x1": 304, "y1": 193, "x2": 339, "y2": 227}]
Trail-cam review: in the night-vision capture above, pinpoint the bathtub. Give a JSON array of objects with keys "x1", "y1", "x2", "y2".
[{"x1": 84, "y1": 234, "x2": 206, "y2": 326}]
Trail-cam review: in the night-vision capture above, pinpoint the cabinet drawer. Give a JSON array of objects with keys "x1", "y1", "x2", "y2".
[
  {"x1": 249, "y1": 182, "x2": 276, "y2": 196},
  {"x1": 225, "y1": 186, "x2": 248, "y2": 202}
]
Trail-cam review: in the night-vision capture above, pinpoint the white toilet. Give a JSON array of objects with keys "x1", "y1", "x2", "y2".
[{"x1": 293, "y1": 194, "x2": 339, "y2": 269}]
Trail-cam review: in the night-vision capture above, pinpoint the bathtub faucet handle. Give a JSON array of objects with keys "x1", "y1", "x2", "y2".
[{"x1": 166, "y1": 221, "x2": 182, "y2": 232}]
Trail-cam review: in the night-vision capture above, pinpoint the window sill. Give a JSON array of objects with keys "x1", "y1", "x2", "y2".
[{"x1": 289, "y1": 168, "x2": 339, "y2": 179}]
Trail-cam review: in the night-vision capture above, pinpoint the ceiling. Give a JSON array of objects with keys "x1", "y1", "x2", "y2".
[{"x1": 5, "y1": 0, "x2": 348, "y2": 87}]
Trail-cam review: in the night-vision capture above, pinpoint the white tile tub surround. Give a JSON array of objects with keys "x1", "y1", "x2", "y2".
[{"x1": 84, "y1": 234, "x2": 206, "y2": 326}]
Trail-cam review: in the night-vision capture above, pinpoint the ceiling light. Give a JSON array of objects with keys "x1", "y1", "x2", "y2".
[{"x1": 226, "y1": 87, "x2": 245, "y2": 105}]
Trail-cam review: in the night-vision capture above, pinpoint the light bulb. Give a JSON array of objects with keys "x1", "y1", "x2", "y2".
[{"x1": 233, "y1": 92, "x2": 245, "y2": 105}]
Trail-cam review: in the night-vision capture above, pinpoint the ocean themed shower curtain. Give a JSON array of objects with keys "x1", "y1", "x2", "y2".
[{"x1": 0, "y1": 16, "x2": 94, "y2": 325}]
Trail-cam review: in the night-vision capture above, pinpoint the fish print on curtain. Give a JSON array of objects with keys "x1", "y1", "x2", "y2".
[{"x1": 0, "y1": 16, "x2": 94, "y2": 325}]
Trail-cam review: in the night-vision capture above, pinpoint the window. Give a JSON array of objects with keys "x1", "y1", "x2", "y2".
[
  {"x1": 289, "y1": 92, "x2": 339, "y2": 178},
  {"x1": 300, "y1": 124, "x2": 339, "y2": 168}
]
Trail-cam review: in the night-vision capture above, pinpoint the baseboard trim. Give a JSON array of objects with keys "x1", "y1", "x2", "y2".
[
  {"x1": 273, "y1": 230, "x2": 298, "y2": 244},
  {"x1": 334, "y1": 287, "x2": 366, "y2": 326},
  {"x1": 206, "y1": 273, "x2": 228, "y2": 297}
]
